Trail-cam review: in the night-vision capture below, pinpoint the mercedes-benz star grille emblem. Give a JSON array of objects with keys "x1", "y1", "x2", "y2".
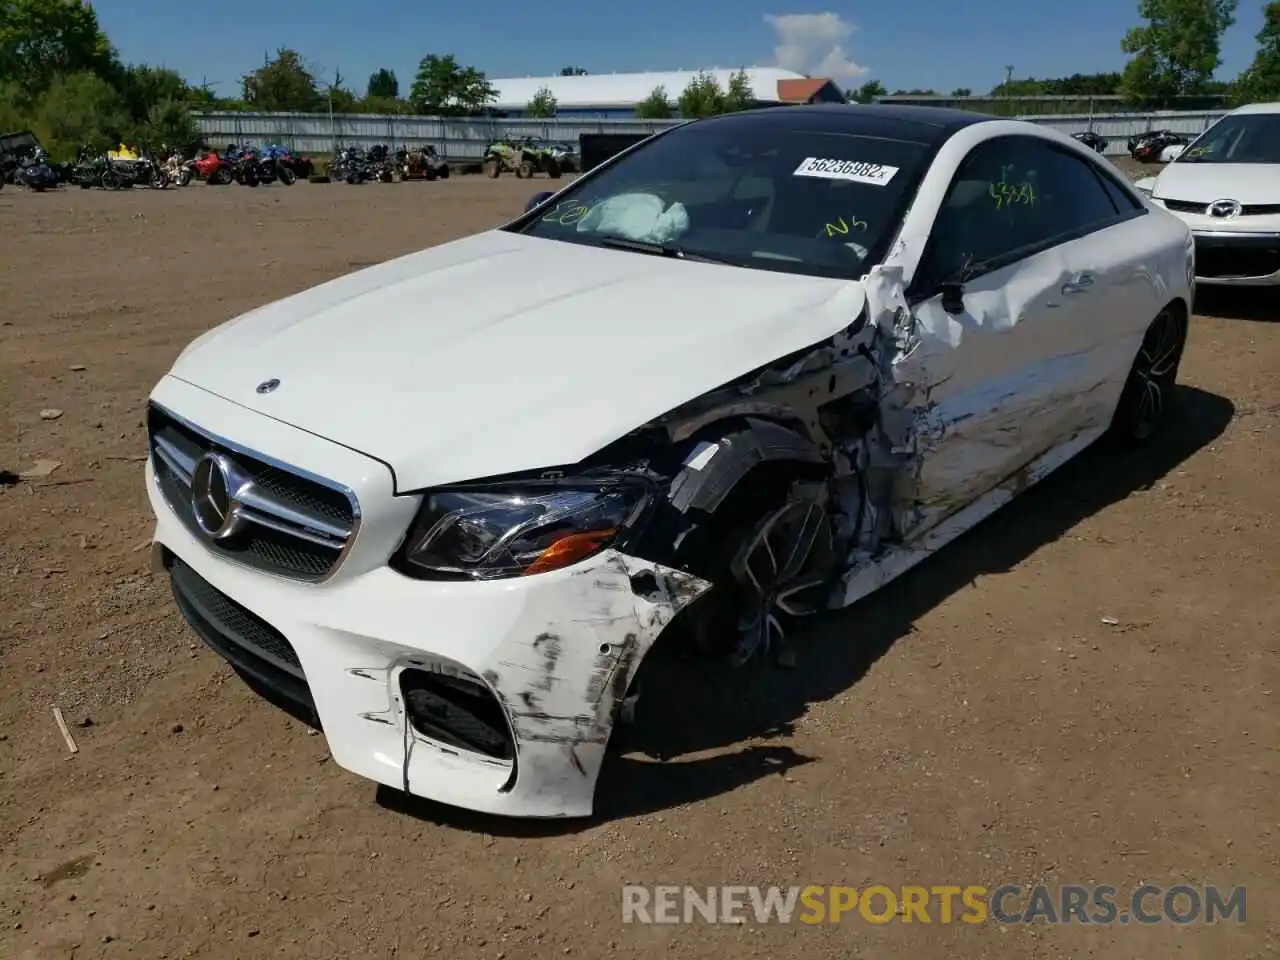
[
  {"x1": 256, "y1": 378, "x2": 280, "y2": 394},
  {"x1": 1207, "y1": 199, "x2": 1242, "y2": 219},
  {"x1": 190, "y1": 452, "x2": 249, "y2": 540}
]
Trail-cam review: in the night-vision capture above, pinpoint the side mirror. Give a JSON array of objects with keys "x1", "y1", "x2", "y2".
[{"x1": 525, "y1": 190, "x2": 554, "y2": 213}]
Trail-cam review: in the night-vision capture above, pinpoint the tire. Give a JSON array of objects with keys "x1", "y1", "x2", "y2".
[
  {"x1": 484, "y1": 157, "x2": 501, "y2": 178},
  {"x1": 424, "y1": 166, "x2": 437, "y2": 181},
  {"x1": 176, "y1": 169, "x2": 191, "y2": 187},
  {"x1": 101, "y1": 169, "x2": 120, "y2": 190},
  {"x1": 516, "y1": 160, "x2": 533, "y2": 179},
  {"x1": 662, "y1": 465, "x2": 835, "y2": 671},
  {"x1": 546, "y1": 159, "x2": 561, "y2": 179},
  {"x1": 438, "y1": 165, "x2": 449, "y2": 179},
  {"x1": 279, "y1": 167, "x2": 296, "y2": 185},
  {"x1": 1108, "y1": 304, "x2": 1188, "y2": 446}
]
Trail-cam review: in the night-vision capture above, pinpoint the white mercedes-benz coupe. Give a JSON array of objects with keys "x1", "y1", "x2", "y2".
[
  {"x1": 147, "y1": 105, "x2": 1194, "y2": 818},
  {"x1": 1135, "y1": 101, "x2": 1280, "y2": 285}
]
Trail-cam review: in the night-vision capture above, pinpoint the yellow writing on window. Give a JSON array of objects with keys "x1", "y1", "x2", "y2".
[
  {"x1": 542, "y1": 200, "x2": 592, "y2": 225},
  {"x1": 824, "y1": 215, "x2": 869, "y2": 237},
  {"x1": 989, "y1": 181, "x2": 1036, "y2": 210}
]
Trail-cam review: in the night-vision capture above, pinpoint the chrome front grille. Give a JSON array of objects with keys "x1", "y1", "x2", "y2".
[
  {"x1": 1162, "y1": 197, "x2": 1280, "y2": 216},
  {"x1": 148, "y1": 403, "x2": 358, "y2": 581}
]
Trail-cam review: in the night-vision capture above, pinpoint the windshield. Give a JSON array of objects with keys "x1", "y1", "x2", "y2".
[
  {"x1": 514, "y1": 122, "x2": 930, "y2": 279},
  {"x1": 1176, "y1": 113, "x2": 1280, "y2": 164}
]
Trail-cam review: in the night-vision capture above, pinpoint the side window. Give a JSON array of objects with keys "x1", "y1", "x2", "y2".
[
  {"x1": 1095, "y1": 169, "x2": 1141, "y2": 212},
  {"x1": 919, "y1": 136, "x2": 1124, "y2": 287},
  {"x1": 1029, "y1": 143, "x2": 1123, "y2": 235}
]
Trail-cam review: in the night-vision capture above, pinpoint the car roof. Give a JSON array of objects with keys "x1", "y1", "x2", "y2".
[
  {"x1": 1227, "y1": 101, "x2": 1280, "y2": 116},
  {"x1": 692, "y1": 103, "x2": 994, "y2": 148}
]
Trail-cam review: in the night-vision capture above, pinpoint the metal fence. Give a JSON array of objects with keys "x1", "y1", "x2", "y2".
[
  {"x1": 1022, "y1": 110, "x2": 1226, "y2": 154},
  {"x1": 192, "y1": 108, "x2": 1228, "y2": 160},
  {"x1": 192, "y1": 112, "x2": 680, "y2": 159}
]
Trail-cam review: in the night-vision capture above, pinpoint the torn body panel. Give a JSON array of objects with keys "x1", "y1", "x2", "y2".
[
  {"x1": 887, "y1": 243, "x2": 1134, "y2": 539},
  {"x1": 624, "y1": 244, "x2": 1150, "y2": 645}
]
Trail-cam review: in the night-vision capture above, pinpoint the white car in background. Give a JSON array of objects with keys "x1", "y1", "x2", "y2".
[
  {"x1": 147, "y1": 105, "x2": 1193, "y2": 818},
  {"x1": 1135, "y1": 101, "x2": 1280, "y2": 285}
]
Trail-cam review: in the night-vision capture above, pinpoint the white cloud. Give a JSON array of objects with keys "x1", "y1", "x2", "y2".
[{"x1": 764, "y1": 12, "x2": 869, "y2": 83}]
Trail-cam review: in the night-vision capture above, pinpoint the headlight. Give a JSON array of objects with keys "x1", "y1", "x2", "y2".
[{"x1": 396, "y1": 481, "x2": 650, "y2": 580}]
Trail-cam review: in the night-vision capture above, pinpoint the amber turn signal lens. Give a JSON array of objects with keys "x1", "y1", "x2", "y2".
[{"x1": 522, "y1": 529, "x2": 617, "y2": 576}]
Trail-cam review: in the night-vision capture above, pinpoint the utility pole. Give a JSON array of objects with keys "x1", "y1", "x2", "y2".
[{"x1": 329, "y1": 65, "x2": 339, "y2": 156}]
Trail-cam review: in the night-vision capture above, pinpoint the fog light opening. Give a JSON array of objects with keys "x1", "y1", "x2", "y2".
[{"x1": 399, "y1": 668, "x2": 516, "y2": 763}]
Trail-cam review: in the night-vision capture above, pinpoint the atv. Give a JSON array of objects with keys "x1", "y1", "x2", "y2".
[
  {"x1": 482, "y1": 137, "x2": 561, "y2": 179},
  {"x1": 394, "y1": 144, "x2": 450, "y2": 181}
]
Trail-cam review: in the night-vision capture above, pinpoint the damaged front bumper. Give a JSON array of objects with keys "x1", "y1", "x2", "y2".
[
  {"x1": 152, "y1": 490, "x2": 709, "y2": 818},
  {"x1": 146, "y1": 380, "x2": 710, "y2": 819}
]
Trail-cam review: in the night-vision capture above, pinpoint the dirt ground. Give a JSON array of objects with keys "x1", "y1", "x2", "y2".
[{"x1": 1, "y1": 172, "x2": 1277, "y2": 960}]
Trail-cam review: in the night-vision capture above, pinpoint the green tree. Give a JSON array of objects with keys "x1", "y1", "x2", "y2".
[
  {"x1": 457, "y1": 65, "x2": 497, "y2": 112},
  {"x1": 139, "y1": 96, "x2": 201, "y2": 152},
  {"x1": 678, "y1": 71, "x2": 725, "y2": 117},
  {"x1": 0, "y1": 0, "x2": 118, "y2": 100},
  {"x1": 635, "y1": 85, "x2": 672, "y2": 118},
  {"x1": 117, "y1": 65, "x2": 187, "y2": 122},
  {"x1": 559, "y1": 66, "x2": 588, "y2": 75},
  {"x1": 526, "y1": 85, "x2": 557, "y2": 117},
  {"x1": 360, "y1": 95, "x2": 404, "y2": 114},
  {"x1": 328, "y1": 85, "x2": 358, "y2": 112},
  {"x1": 409, "y1": 53, "x2": 464, "y2": 113},
  {"x1": 408, "y1": 54, "x2": 496, "y2": 114},
  {"x1": 850, "y1": 79, "x2": 886, "y2": 103},
  {"x1": 366, "y1": 68, "x2": 398, "y2": 99},
  {"x1": 724, "y1": 69, "x2": 754, "y2": 111},
  {"x1": 1120, "y1": 0, "x2": 1238, "y2": 101},
  {"x1": 950, "y1": 87, "x2": 973, "y2": 96},
  {"x1": 32, "y1": 70, "x2": 127, "y2": 155},
  {"x1": 1232, "y1": 2, "x2": 1280, "y2": 103},
  {"x1": 1047, "y1": 71, "x2": 1123, "y2": 95},
  {"x1": 241, "y1": 48, "x2": 322, "y2": 110},
  {"x1": 0, "y1": 81, "x2": 26, "y2": 130},
  {"x1": 185, "y1": 84, "x2": 220, "y2": 109}
]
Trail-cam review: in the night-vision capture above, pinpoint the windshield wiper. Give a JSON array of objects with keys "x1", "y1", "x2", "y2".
[{"x1": 595, "y1": 235, "x2": 736, "y2": 265}]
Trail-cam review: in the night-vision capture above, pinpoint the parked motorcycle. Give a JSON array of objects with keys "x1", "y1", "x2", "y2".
[
  {"x1": 101, "y1": 149, "x2": 167, "y2": 189},
  {"x1": 163, "y1": 150, "x2": 195, "y2": 186},
  {"x1": 255, "y1": 147, "x2": 297, "y2": 185},
  {"x1": 194, "y1": 150, "x2": 234, "y2": 185},
  {"x1": 230, "y1": 148, "x2": 261, "y2": 187},
  {"x1": 15, "y1": 147, "x2": 58, "y2": 191},
  {"x1": 330, "y1": 144, "x2": 375, "y2": 184}
]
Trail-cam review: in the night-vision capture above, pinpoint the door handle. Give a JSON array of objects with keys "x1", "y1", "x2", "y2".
[{"x1": 1061, "y1": 273, "x2": 1095, "y2": 295}]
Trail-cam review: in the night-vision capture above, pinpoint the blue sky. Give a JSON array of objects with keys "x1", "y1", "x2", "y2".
[{"x1": 91, "y1": 2, "x2": 1269, "y2": 97}]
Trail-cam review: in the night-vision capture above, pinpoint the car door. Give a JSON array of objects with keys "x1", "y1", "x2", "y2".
[{"x1": 892, "y1": 134, "x2": 1142, "y2": 541}]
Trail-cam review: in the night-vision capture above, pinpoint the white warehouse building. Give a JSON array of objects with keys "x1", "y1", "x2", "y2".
[{"x1": 489, "y1": 67, "x2": 848, "y2": 119}]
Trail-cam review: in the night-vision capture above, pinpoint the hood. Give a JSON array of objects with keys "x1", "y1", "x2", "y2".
[
  {"x1": 170, "y1": 230, "x2": 866, "y2": 492},
  {"x1": 1153, "y1": 161, "x2": 1280, "y2": 205}
]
